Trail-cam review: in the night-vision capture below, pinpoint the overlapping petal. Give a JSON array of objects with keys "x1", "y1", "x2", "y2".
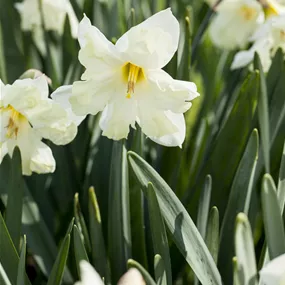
[
  {"x1": 147, "y1": 111, "x2": 186, "y2": 147},
  {"x1": 99, "y1": 96, "x2": 137, "y2": 140},
  {"x1": 75, "y1": 261, "x2": 103, "y2": 285},
  {"x1": 78, "y1": 15, "x2": 122, "y2": 81},
  {"x1": 143, "y1": 69, "x2": 199, "y2": 113},
  {"x1": 15, "y1": 121, "x2": 55, "y2": 175},
  {"x1": 115, "y1": 8, "x2": 179, "y2": 69}
]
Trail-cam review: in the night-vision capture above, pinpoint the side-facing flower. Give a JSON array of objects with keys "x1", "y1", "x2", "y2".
[
  {"x1": 231, "y1": 13, "x2": 285, "y2": 71},
  {"x1": 15, "y1": 0, "x2": 78, "y2": 54},
  {"x1": 66, "y1": 8, "x2": 199, "y2": 147},
  {"x1": 75, "y1": 261, "x2": 145, "y2": 285},
  {"x1": 209, "y1": 0, "x2": 264, "y2": 50},
  {"x1": 259, "y1": 253, "x2": 285, "y2": 284},
  {"x1": 0, "y1": 76, "x2": 83, "y2": 175}
]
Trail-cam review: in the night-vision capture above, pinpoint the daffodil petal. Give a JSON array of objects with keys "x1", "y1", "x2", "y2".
[
  {"x1": 148, "y1": 111, "x2": 186, "y2": 147},
  {"x1": 77, "y1": 15, "x2": 122, "y2": 81},
  {"x1": 2, "y1": 75, "x2": 49, "y2": 110},
  {"x1": 0, "y1": 142, "x2": 9, "y2": 164},
  {"x1": 231, "y1": 38, "x2": 272, "y2": 71},
  {"x1": 144, "y1": 69, "x2": 199, "y2": 113},
  {"x1": 30, "y1": 141, "x2": 55, "y2": 174},
  {"x1": 115, "y1": 8, "x2": 179, "y2": 69},
  {"x1": 259, "y1": 253, "x2": 285, "y2": 284},
  {"x1": 70, "y1": 80, "x2": 112, "y2": 116},
  {"x1": 99, "y1": 98, "x2": 137, "y2": 140},
  {"x1": 15, "y1": 123, "x2": 54, "y2": 175},
  {"x1": 138, "y1": 106, "x2": 179, "y2": 139},
  {"x1": 76, "y1": 261, "x2": 104, "y2": 285},
  {"x1": 118, "y1": 268, "x2": 145, "y2": 285},
  {"x1": 51, "y1": 85, "x2": 86, "y2": 126}
]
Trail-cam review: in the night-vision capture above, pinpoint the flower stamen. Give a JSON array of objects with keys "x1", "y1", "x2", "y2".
[
  {"x1": 122, "y1": 63, "x2": 144, "y2": 99},
  {"x1": 4, "y1": 106, "x2": 25, "y2": 139}
]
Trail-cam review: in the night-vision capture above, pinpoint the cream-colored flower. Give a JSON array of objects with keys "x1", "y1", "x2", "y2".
[
  {"x1": 0, "y1": 76, "x2": 83, "y2": 175},
  {"x1": 231, "y1": 14, "x2": 285, "y2": 71},
  {"x1": 209, "y1": 0, "x2": 264, "y2": 50},
  {"x1": 75, "y1": 261, "x2": 145, "y2": 285},
  {"x1": 65, "y1": 9, "x2": 199, "y2": 147},
  {"x1": 15, "y1": 0, "x2": 78, "y2": 54},
  {"x1": 259, "y1": 253, "x2": 285, "y2": 284}
]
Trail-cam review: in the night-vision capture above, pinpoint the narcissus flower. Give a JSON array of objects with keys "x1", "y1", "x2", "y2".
[
  {"x1": 15, "y1": 0, "x2": 78, "y2": 54},
  {"x1": 66, "y1": 8, "x2": 199, "y2": 147},
  {"x1": 0, "y1": 76, "x2": 83, "y2": 175},
  {"x1": 75, "y1": 261, "x2": 145, "y2": 285},
  {"x1": 209, "y1": 0, "x2": 264, "y2": 50},
  {"x1": 231, "y1": 14, "x2": 285, "y2": 71},
  {"x1": 259, "y1": 253, "x2": 285, "y2": 284}
]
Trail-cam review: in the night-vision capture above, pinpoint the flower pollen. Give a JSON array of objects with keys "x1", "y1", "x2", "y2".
[{"x1": 122, "y1": 63, "x2": 144, "y2": 99}]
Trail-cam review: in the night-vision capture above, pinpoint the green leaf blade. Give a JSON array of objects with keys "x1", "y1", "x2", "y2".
[
  {"x1": 128, "y1": 151, "x2": 222, "y2": 285},
  {"x1": 261, "y1": 174, "x2": 285, "y2": 260},
  {"x1": 146, "y1": 182, "x2": 172, "y2": 285}
]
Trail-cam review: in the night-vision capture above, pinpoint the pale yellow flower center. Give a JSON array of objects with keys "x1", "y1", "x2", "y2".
[
  {"x1": 1, "y1": 105, "x2": 26, "y2": 139},
  {"x1": 122, "y1": 63, "x2": 145, "y2": 99},
  {"x1": 264, "y1": 1, "x2": 280, "y2": 18},
  {"x1": 240, "y1": 5, "x2": 258, "y2": 21}
]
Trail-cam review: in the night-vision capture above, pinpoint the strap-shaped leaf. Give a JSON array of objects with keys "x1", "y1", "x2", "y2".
[
  {"x1": 108, "y1": 141, "x2": 131, "y2": 283},
  {"x1": 128, "y1": 151, "x2": 222, "y2": 285},
  {"x1": 46, "y1": 219, "x2": 73, "y2": 285},
  {"x1": 0, "y1": 213, "x2": 31, "y2": 285},
  {"x1": 235, "y1": 213, "x2": 257, "y2": 285},
  {"x1": 206, "y1": 207, "x2": 219, "y2": 264},
  {"x1": 146, "y1": 183, "x2": 172, "y2": 285},
  {"x1": 219, "y1": 129, "x2": 259, "y2": 283},
  {"x1": 73, "y1": 225, "x2": 89, "y2": 278},
  {"x1": 5, "y1": 148, "x2": 24, "y2": 250},
  {"x1": 261, "y1": 174, "x2": 285, "y2": 260},
  {"x1": 17, "y1": 235, "x2": 27, "y2": 285}
]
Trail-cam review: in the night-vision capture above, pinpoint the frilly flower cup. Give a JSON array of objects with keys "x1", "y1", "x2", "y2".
[
  {"x1": 61, "y1": 8, "x2": 199, "y2": 148},
  {"x1": 0, "y1": 76, "x2": 84, "y2": 175},
  {"x1": 75, "y1": 260, "x2": 145, "y2": 285}
]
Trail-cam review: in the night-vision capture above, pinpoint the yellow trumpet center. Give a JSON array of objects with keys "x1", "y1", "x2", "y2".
[
  {"x1": 1, "y1": 105, "x2": 26, "y2": 139},
  {"x1": 122, "y1": 62, "x2": 144, "y2": 99},
  {"x1": 240, "y1": 5, "x2": 258, "y2": 21}
]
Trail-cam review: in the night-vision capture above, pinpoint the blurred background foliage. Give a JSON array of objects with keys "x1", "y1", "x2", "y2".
[{"x1": 0, "y1": 0, "x2": 285, "y2": 284}]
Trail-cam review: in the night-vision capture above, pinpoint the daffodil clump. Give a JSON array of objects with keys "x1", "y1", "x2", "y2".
[
  {"x1": 208, "y1": 0, "x2": 285, "y2": 71},
  {"x1": 1, "y1": 1, "x2": 285, "y2": 285}
]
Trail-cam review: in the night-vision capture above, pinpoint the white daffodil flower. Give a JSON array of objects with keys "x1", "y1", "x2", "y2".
[
  {"x1": 259, "y1": 253, "x2": 285, "y2": 284},
  {"x1": 0, "y1": 76, "x2": 83, "y2": 175},
  {"x1": 209, "y1": 0, "x2": 264, "y2": 50},
  {"x1": 75, "y1": 260, "x2": 145, "y2": 285},
  {"x1": 66, "y1": 8, "x2": 199, "y2": 147},
  {"x1": 231, "y1": 14, "x2": 285, "y2": 71},
  {"x1": 15, "y1": 0, "x2": 78, "y2": 54}
]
